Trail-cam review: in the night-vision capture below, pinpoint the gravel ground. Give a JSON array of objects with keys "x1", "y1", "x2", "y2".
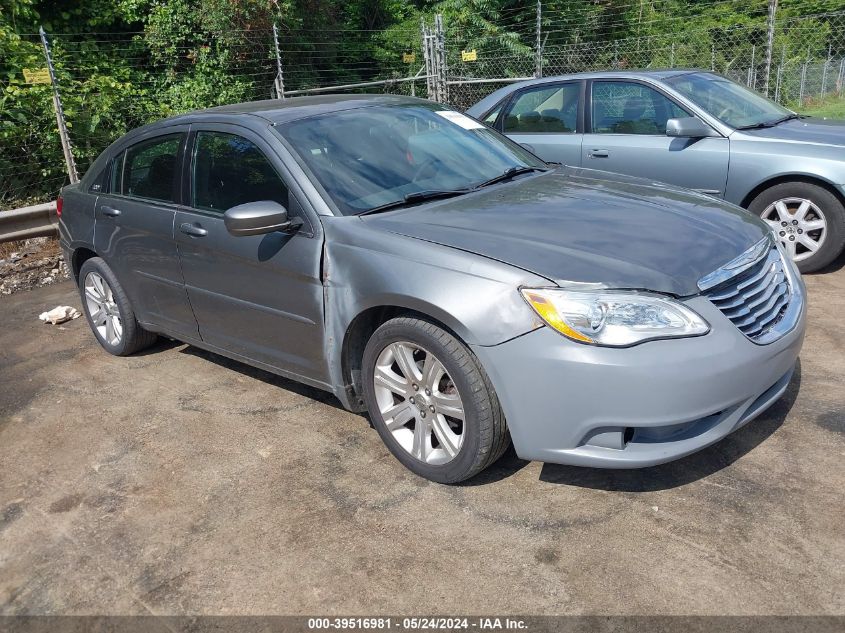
[
  {"x1": 0, "y1": 238, "x2": 69, "y2": 296},
  {"x1": 0, "y1": 265, "x2": 843, "y2": 616}
]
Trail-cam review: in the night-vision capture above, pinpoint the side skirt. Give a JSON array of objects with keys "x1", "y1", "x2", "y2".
[{"x1": 138, "y1": 321, "x2": 342, "y2": 403}]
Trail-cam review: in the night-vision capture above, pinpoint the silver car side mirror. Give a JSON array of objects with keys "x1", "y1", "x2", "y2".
[
  {"x1": 666, "y1": 117, "x2": 717, "y2": 138},
  {"x1": 224, "y1": 201, "x2": 295, "y2": 236}
]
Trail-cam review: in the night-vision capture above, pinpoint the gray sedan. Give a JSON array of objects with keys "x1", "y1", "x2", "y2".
[
  {"x1": 468, "y1": 70, "x2": 845, "y2": 272},
  {"x1": 59, "y1": 95, "x2": 805, "y2": 483}
]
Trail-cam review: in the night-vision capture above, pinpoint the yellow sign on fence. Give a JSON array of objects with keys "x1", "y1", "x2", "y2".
[
  {"x1": 23, "y1": 68, "x2": 51, "y2": 84},
  {"x1": 461, "y1": 50, "x2": 478, "y2": 62},
  {"x1": 402, "y1": 52, "x2": 416, "y2": 63}
]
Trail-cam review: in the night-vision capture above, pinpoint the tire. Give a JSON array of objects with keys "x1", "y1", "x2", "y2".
[
  {"x1": 78, "y1": 257, "x2": 157, "y2": 356},
  {"x1": 362, "y1": 316, "x2": 509, "y2": 484},
  {"x1": 748, "y1": 181, "x2": 845, "y2": 273}
]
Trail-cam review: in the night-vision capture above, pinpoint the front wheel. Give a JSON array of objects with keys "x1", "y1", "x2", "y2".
[
  {"x1": 750, "y1": 181, "x2": 845, "y2": 273},
  {"x1": 362, "y1": 317, "x2": 509, "y2": 483}
]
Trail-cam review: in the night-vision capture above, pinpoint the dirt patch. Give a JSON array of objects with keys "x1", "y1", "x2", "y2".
[{"x1": 0, "y1": 237, "x2": 70, "y2": 296}]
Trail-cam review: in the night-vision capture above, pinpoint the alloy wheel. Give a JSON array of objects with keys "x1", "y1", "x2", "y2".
[
  {"x1": 760, "y1": 197, "x2": 827, "y2": 262},
  {"x1": 83, "y1": 271, "x2": 123, "y2": 346},
  {"x1": 372, "y1": 341, "x2": 465, "y2": 465}
]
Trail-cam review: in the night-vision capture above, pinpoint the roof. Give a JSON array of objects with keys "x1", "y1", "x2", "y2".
[
  {"x1": 465, "y1": 68, "x2": 715, "y2": 117},
  {"x1": 500, "y1": 68, "x2": 707, "y2": 87},
  {"x1": 167, "y1": 93, "x2": 428, "y2": 127}
]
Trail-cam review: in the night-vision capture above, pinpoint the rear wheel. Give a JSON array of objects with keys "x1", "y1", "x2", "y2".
[
  {"x1": 78, "y1": 257, "x2": 157, "y2": 356},
  {"x1": 362, "y1": 317, "x2": 509, "y2": 483},
  {"x1": 750, "y1": 181, "x2": 845, "y2": 273}
]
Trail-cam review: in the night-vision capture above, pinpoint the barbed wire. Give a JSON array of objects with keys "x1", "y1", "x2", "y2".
[{"x1": 2, "y1": 5, "x2": 844, "y2": 209}]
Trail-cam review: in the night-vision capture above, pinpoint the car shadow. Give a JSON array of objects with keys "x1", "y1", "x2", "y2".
[
  {"x1": 457, "y1": 444, "x2": 532, "y2": 485},
  {"x1": 131, "y1": 337, "x2": 181, "y2": 356},
  {"x1": 178, "y1": 345, "x2": 347, "y2": 411},
  {"x1": 535, "y1": 360, "x2": 802, "y2": 492},
  {"x1": 141, "y1": 339, "x2": 801, "y2": 490}
]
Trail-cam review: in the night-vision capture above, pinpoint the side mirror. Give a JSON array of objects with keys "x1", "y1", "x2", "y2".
[
  {"x1": 666, "y1": 117, "x2": 717, "y2": 138},
  {"x1": 223, "y1": 201, "x2": 297, "y2": 236}
]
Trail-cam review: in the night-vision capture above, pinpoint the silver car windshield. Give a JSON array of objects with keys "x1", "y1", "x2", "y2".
[
  {"x1": 279, "y1": 104, "x2": 546, "y2": 215},
  {"x1": 665, "y1": 72, "x2": 792, "y2": 129}
]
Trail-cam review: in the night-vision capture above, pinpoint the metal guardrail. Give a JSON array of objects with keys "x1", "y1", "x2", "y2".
[{"x1": 0, "y1": 202, "x2": 58, "y2": 243}]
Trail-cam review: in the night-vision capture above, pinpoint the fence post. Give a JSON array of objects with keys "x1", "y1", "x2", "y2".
[
  {"x1": 39, "y1": 26, "x2": 78, "y2": 184},
  {"x1": 670, "y1": 43, "x2": 675, "y2": 68},
  {"x1": 838, "y1": 57, "x2": 845, "y2": 96},
  {"x1": 799, "y1": 60, "x2": 807, "y2": 105},
  {"x1": 775, "y1": 45, "x2": 786, "y2": 103},
  {"x1": 748, "y1": 44, "x2": 756, "y2": 88},
  {"x1": 821, "y1": 44, "x2": 832, "y2": 98},
  {"x1": 272, "y1": 23, "x2": 286, "y2": 99},
  {"x1": 535, "y1": 0, "x2": 542, "y2": 78},
  {"x1": 421, "y1": 18, "x2": 441, "y2": 101},
  {"x1": 711, "y1": 43, "x2": 715, "y2": 71},
  {"x1": 434, "y1": 14, "x2": 448, "y2": 104},
  {"x1": 763, "y1": 0, "x2": 778, "y2": 95}
]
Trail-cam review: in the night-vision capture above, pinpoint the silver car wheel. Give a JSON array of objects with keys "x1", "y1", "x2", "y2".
[
  {"x1": 760, "y1": 197, "x2": 827, "y2": 262},
  {"x1": 83, "y1": 271, "x2": 123, "y2": 346},
  {"x1": 373, "y1": 341, "x2": 465, "y2": 466}
]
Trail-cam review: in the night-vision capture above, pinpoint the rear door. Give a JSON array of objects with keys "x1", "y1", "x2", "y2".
[
  {"x1": 174, "y1": 124, "x2": 327, "y2": 383},
  {"x1": 93, "y1": 127, "x2": 199, "y2": 339},
  {"x1": 582, "y1": 79, "x2": 730, "y2": 196},
  {"x1": 499, "y1": 80, "x2": 584, "y2": 166}
]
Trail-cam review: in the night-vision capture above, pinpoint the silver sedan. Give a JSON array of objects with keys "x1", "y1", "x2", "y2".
[
  {"x1": 468, "y1": 70, "x2": 845, "y2": 272},
  {"x1": 59, "y1": 95, "x2": 806, "y2": 483}
]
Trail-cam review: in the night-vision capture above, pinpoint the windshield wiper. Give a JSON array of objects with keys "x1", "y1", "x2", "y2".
[
  {"x1": 358, "y1": 166, "x2": 549, "y2": 216},
  {"x1": 736, "y1": 113, "x2": 804, "y2": 130},
  {"x1": 472, "y1": 165, "x2": 549, "y2": 189},
  {"x1": 359, "y1": 188, "x2": 472, "y2": 216}
]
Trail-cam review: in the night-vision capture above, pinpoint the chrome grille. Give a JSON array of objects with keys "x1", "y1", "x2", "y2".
[{"x1": 702, "y1": 247, "x2": 792, "y2": 341}]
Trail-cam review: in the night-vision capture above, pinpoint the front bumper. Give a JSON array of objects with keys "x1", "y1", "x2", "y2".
[{"x1": 471, "y1": 295, "x2": 806, "y2": 468}]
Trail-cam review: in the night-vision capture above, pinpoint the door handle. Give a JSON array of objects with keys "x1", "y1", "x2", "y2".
[
  {"x1": 101, "y1": 206, "x2": 121, "y2": 217},
  {"x1": 588, "y1": 149, "x2": 610, "y2": 158},
  {"x1": 180, "y1": 222, "x2": 208, "y2": 237}
]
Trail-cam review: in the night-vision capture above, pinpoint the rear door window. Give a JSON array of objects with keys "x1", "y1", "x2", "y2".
[
  {"x1": 503, "y1": 83, "x2": 580, "y2": 134},
  {"x1": 121, "y1": 134, "x2": 183, "y2": 202}
]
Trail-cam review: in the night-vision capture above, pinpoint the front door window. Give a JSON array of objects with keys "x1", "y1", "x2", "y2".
[{"x1": 591, "y1": 81, "x2": 689, "y2": 135}]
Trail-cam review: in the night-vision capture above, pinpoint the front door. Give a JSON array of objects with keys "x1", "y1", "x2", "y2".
[
  {"x1": 93, "y1": 127, "x2": 199, "y2": 339},
  {"x1": 500, "y1": 81, "x2": 584, "y2": 166},
  {"x1": 582, "y1": 80, "x2": 730, "y2": 196},
  {"x1": 174, "y1": 125, "x2": 326, "y2": 383}
]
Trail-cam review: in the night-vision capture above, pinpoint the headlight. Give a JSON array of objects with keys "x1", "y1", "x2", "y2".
[{"x1": 521, "y1": 288, "x2": 710, "y2": 347}]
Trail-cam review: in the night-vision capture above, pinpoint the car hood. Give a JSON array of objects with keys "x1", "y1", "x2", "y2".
[
  {"x1": 736, "y1": 116, "x2": 845, "y2": 146},
  {"x1": 363, "y1": 167, "x2": 769, "y2": 296}
]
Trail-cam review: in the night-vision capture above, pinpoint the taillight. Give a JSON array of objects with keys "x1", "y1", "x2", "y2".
[{"x1": 56, "y1": 196, "x2": 63, "y2": 217}]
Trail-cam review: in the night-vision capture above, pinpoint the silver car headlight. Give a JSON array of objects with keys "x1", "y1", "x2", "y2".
[{"x1": 521, "y1": 288, "x2": 710, "y2": 347}]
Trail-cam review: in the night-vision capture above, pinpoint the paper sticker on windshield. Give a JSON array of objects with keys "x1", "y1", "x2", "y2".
[{"x1": 436, "y1": 110, "x2": 484, "y2": 130}]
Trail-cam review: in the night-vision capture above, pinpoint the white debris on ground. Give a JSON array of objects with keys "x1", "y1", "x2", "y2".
[
  {"x1": 0, "y1": 238, "x2": 70, "y2": 296},
  {"x1": 38, "y1": 305, "x2": 81, "y2": 325}
]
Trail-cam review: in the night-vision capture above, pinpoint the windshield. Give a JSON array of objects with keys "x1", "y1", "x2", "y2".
[
  {"x1": 279, "y1": 103, "x2": 545, "y2": 215},
  {"x1": 664, "y1": 72, "x2": 792, "y2": 129}
]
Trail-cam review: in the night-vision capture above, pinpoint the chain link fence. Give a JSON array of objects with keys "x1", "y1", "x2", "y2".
[
  {"x1": 2, "y1": 3, "x2": 844, "y2": 210},
  {"x1": 445, "y1": 9, "x2": 845, "y2": 110}
]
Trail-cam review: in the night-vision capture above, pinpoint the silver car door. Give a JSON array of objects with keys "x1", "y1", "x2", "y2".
[
  {"x1": 500, "y1": 81, "x2": 584, "y2": 166},
  {"x1": 174, "y1": 123, "x2": 328, "y2": 385},
  {"x1": 582, "y1": 79, "x2": 730, "y2": 196},
  {"x1": 93, "y1": 127, "x2": 199, "y2": 340}
]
